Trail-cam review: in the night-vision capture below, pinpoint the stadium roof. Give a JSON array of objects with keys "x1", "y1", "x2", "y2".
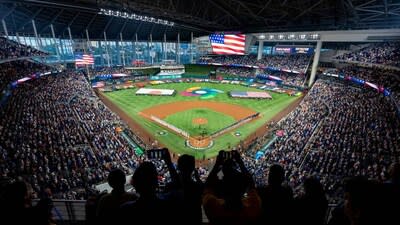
[{"x1": 1, "y1": 0, "x2": 400, "y2": 41}]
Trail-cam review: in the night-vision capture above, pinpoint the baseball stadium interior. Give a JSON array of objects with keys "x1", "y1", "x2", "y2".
[{"x1": 0, "y1": 0, "x2": 399, "y2": 224}]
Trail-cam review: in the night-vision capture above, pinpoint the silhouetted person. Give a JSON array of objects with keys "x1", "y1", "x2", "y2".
[
  {"x1": 294, "y1": 177, "x2": 328, "y2": 225},
  {"x1": 0, "y1": 180, "x2": 35, "y2": 224},
  {"x1": 86, "y1": 191, "x2": 106, "y2": 225},
  {"x1": 343, "y1": 176, "x2": 380, "y2": 225},
  {"x1": 174, "y1": 154, "x2": 204, "y2": 225},
  {"x1": 203, "y1": 150, "x2": 261, "y2": 225},
  {"x1": 120, "y1": 160, "x2": 172, "y2": 224},
  {"x1": 381, "y1": 163, "x2": 400, "y2": 225},
  {"x1": 96, "y1": 169, "x2": 137, "y2": 224},
  {"x1": 257, "y1": 164, "x2": 293, "y2": 225}
]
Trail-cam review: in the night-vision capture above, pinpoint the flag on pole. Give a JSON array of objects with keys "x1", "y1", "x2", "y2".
[
  {"x1": 75, "y1": 54, "x2": 94, "y2": 66},
  {"x1": 209, "y1": 34, "x2": 245, "y2": 55}
]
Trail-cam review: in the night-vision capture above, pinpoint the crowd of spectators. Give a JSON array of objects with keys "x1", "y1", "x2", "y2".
[
  {"x1": 337, "y1": 66, "x2": 400, "y2": 106},
  {"x1": 0, "y1": 60, "x2": 50, "y2": 91},
  {"x1": 335, "y1": 42, "x2": 400, "y2": 67},
  {"x1": 198, "y1": 54, "x2": 311, "y2": 73},
  {"x1": 0, "y1": 37, "x2": 47, "y2": 60},
  {"x1": 241, "y1": 79, "x2": 399, "y2": 204},
  {"x1": 0, "y1": 70, "x2": 148, "y2": 199},
  {"x1": 90, "y1": 66, "x2": 132, "y2": 77},
  {"x1": 216, "y1": 67, "x2": 255, "y2": 78},
  {"x1": 275, "y1": 71, "x2": 307, "y2": 87}
]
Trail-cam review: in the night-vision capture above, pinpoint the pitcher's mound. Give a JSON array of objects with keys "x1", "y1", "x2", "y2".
[{"x1": 192, "y1": 118, "x2": 208, "y2": 125}]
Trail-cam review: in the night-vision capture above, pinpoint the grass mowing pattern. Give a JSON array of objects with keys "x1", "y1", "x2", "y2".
[
  {"x1": 164, "y1": 108, "x2": 236, "y2": 137},
  {"x1": 103, "y1": 82, "x2": 299, "y2": 159}
]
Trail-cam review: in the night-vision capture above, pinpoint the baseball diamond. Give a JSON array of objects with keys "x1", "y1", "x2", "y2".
[{"x1": 102, "y1": 82, "x2": 300, "y2": 159}]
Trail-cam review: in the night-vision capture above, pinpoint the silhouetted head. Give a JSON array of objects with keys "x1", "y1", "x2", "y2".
[
  {"x1": 303, "y1": 177, "x2": 325, "y2": 198},
  {"x1": 388, "y1": 162, "x2": 400, "y2": 184},
  {"x1": 268, "y1": 164, "x2": 285, "y2": 186},
  {"x1": 131, "y1": 162, "x2": 158, "y2": 196},
  {"x1": 343, "y1": 176, "x2": 378, "y2": 225},
  {"x1": 2, "y1": 180, "x2": 28, "y2": 208},
  {"x1": 178, "y1": 154, "x2": 195, "y2": 175},
  {"x1": 108, "y1": 169, "x2": 126, "y2": 191}
]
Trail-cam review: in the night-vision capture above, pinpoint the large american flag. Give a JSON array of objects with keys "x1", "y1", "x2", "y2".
[
  {"x1": 75, "y1": 54, "x2": 94, "y2": 66},
  {"x1": 209, "y1": 34, "x2": 245, "y2": 55}
]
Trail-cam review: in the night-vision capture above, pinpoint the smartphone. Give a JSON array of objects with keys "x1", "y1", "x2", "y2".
[{"x1": 146, "y1": 149, "x2": 165, "y2": 159}]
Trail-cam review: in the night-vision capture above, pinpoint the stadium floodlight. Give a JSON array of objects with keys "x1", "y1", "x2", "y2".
[{"x1": 98, "y1": 8, "x2": 175, "y2": 26}]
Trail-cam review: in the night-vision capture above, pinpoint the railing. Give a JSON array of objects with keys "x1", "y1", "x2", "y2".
[
  {"x1": 32, "y1": 198, "x2": 337, "y2": 225},
  {"x1": 32, "y1": 199, "x2": 86, "y2": 225}
]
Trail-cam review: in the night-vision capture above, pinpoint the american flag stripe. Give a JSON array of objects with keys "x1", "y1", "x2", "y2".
[
  {"x1": 227, "y1": 34, "x2": 245, "y2": 40},
  {"x1": 210, "y1": 33, "x2": 246, "y2": 55},
  {"x1": 214, "y1": 41, "x2": 245, "y2": 48},
  {"x1": 212, "y1": 49, "x2": 245, "y2": 55},
  {"x1": 212, "y1": 44, "x2": 245, "y2": 52}
]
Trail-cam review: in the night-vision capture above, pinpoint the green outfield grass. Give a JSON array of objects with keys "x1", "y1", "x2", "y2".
[
  {"x1": 103, "y1": 82, "x2": 299, "y2": 159},
  {"x1": 164, "y1": 108, "x2": 236, "y2": 137}
]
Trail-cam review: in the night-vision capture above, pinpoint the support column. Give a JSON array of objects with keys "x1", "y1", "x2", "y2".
[
  {"x1": 120, "y1": 33, "x2": 125, "y2": 66},
  {"x1": 257, "y1": 41, "x2": 264, "y2": 60},
  {"x1": 99, "y1": 40, "x2": 104, "y2": 67},
  {"x1": 163, "y1": 33, "x2": 167, "y2": 61},
  {"x1": 86, "y1": 29, "x2": 95, "y2": 68},
  {"x1": 130, "y1": 40, "x2": 134, "y2": 65},
  {"x1": 135, "y1": 33, "x2": 138, "y2": 62},
  {"x1": 59, "y1": 38, "x2": 66, "y2": 65},
  {"x1": 190, "y1": 32, "x2": 194, "y2": 63},
  {"x1": 16, "y1": 32, "x2": 21, "y2": 43},
  {"x1": 103, "y1": 31, "x2": 110, "y2": 67},
  {"x1": 85, "y1": 29, "x2": 91, "y2": 53},
  {"x1": 149, "y1": 33, "x2": 153, "y2": 65},
  {"x1": 50, "y1": 24, "x2": 60, "y2": 63},
  {"x1": 177, "y1": 32, "x2": 180, "y2": 64},
  {"x1": 32, "y1": 19, "x2": 41, "y2": 49},
  {"x1": 308, "y1": 40, "x2": 322, "y2": 87},
  {"x1": 116, "y1": 41, "x2": 121, "y2": 65},
  {"x1": 67, "y1": 27, "x2": 77, "y2": 69},
  {"x1": 2, "y1": 19, "x2": 8, "y2": 38}
]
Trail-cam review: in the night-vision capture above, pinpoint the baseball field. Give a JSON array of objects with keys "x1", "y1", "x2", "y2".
[{"x1": 102, "y1": 82, "x2": 300, "y2": 159}]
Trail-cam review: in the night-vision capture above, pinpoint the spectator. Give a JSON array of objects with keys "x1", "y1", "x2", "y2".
[
  {"x1": 96, "y1": 169, "x2": 137, "y2": 224},
  {"x1": 257, "y1": 164, "x2": 293, "y2": 225},
  {"x1": 175, "y1": 154, "x2": 204, "y2": 225},
  {"x1": 119, "y1": 161, "x2": 173, "y2": 224},
  {"x1": 294, "y1": 177, "x2": 328, "y2": 225},
  {"x1": 203, "y1": 150, "x2": 261, "y2": 225}
]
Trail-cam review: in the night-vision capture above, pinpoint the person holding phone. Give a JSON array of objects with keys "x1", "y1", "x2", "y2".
[
  {"x1": 202, "y1": 150, "x2": 261, "y2": 225},
  {"x1": 119, "y1": 161, "x2": 172, "y2": 224}
]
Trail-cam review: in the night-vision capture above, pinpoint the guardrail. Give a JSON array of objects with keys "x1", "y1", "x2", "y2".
[{"x1": 32, "y1": 198, "x2": 338, "y2": 224}]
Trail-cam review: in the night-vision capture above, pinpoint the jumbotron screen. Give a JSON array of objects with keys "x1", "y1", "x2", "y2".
[{"x1": 209, "y1": 33, "x2": 246, "y2": 55}]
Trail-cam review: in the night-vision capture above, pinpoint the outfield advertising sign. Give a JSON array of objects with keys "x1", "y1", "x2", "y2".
[{"x1": 150, "y1": 75, "x2": 182, "y2": 80}]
